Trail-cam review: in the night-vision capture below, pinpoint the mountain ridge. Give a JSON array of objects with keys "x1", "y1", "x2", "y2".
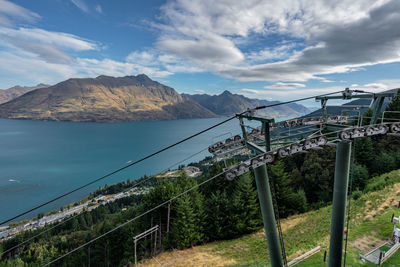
[
  {"x1": 0, "y1": 84, "x2": 49, "y2": 104},
  {"x1": 0, "y1": 75, "x2": 215, "y2": 122},
  {"x1": 182, "y1": 90, "x2": 310, "y2": 118},
  {"x1": 0, "y1": 75, "x2": 311, "y2": 122}
]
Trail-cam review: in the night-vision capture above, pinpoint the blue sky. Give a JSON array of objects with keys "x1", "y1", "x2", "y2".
[{"x1": 0, "y1": 0, "x2": 400, "y2": 105}]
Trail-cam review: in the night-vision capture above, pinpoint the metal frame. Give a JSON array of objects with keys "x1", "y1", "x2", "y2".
[{"x1": 133, "y1": 225, "x2": 159, "y2": 267}]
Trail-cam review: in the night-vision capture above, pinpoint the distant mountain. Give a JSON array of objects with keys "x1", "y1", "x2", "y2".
[
  {"x1": 0, "y1": 75, "x2": 215, "y2": 122},
  {"x1": 0, "y1": 84, "x2": 49, "y2": 104},
  {"x1": 183, "y1": 90, "x2": 310, "y2": 118}
]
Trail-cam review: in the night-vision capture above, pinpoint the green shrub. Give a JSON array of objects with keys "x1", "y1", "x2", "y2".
[{"x1": 352, "y1": 190, "x2": 362, "y2": 200}]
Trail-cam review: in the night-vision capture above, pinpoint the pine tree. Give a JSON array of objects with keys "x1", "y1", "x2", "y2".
[
  {"x1": 170, "y1": 194, "x2": 199, "y2": 248},
  {"x1": 231, "y1": 173, "x2": 261, "y2": 234},
  {"x1": 301, "y1": 147, "x2": 336, "y2": 205},
  {"x1": 354, "y1": 137, "x2": 374, "y2": 168},
  {"x1": 203, "y1": 190, "x2": 232, "y2": 240}
]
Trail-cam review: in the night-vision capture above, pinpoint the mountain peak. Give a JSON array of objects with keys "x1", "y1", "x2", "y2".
[
  {"x1": 135, "y1": 74, "x2": 151, "y2": 80},
  {"x1": 221, "y1": 90, "x2": 232, "y2": 95},
  {"x1": 0, "y1": 74, "x2": 216, "y2": 122}
]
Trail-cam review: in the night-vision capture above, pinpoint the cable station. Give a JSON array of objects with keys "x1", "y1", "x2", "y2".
[{"x1": 2, "y1": 88, "x2": 400, "y2": 266}]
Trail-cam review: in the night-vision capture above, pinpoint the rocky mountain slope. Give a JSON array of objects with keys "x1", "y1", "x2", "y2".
[
  {"x1": 0, "y1": 84, "x2": 48, "y2": 104},
  {"x1": 183, "y1": 90, "x2": 310, "y2": 117},
  {"x1": 0, "y1": 75, "x2": 215, "y2": 122}
]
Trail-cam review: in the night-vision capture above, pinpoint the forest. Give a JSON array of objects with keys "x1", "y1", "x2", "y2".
[{"x1": 1, "y1": 95, "x2": 400, "y2": 266}]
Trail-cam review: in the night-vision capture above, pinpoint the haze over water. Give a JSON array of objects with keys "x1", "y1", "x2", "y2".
[{"x1": 0, "y1": 117, "x2": 244, "y2": 224}]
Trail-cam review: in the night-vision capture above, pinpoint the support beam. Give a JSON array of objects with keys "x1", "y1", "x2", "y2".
[
  {"x1": 328, "y1": 141, "x2": 352, "y2": 267},
  {"x1": 264, "y1": 121, "x2": 271, "y2": 152},
  {"x1": 370, "y1": 96, "x2": 385, "y2": 125},
  {"x1": 254, "y1": 164, "x2": 283, "y2": 267}
]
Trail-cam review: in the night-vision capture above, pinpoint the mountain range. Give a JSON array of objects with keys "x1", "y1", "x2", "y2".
[
  {"x1": 0, "y1": 75, "x2": 310, "y2": 122},
  {"x1": 183, "y1": 91, "x2": 310, "y2": 117},
  {"x1": 0, "y1": 84, "x2": 49, "y2": 104}
]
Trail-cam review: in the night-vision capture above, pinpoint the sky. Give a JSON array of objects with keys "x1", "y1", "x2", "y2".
[{"x1": 0, "y1": 0, "x2": 400, "y2": 105}]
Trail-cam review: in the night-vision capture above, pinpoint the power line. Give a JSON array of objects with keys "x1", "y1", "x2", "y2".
[
  {"x1": 1, "y1": 89, "x2": 345, "y2": 226},
  {"x1": 0, "y1": 117, "x2": 234, "y2": 226},
  {"x1": 0, "y1": 145, "x2": 210, "y2": 257},
  {"x1": 1, "y1": 212, "x2": 82, "y2": 257},
  {"x1": 41, "y1": 170, "x2": 226, "y2": 267}
]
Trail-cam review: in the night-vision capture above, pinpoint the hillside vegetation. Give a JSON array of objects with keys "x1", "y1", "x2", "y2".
[{"x1": 141, "y1": 169, "x2": 400, "y2": 267}]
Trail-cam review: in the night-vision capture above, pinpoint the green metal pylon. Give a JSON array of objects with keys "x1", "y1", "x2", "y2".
[
  {"x1": 370, "y1": 96, "x2": 385, "y2": 125},
  {"x1": 254, "y1": 164, "x2": 284, "y2": 267},
  {"x1": 328, "y1": 141, "x2": 352, "y2": 267}
]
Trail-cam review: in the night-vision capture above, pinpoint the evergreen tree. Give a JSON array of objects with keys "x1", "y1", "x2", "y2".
[
  {"x1": 231, "y1": 173, "x2": 261, "y2": 234},
  {"x1": 170, "y1": 194, "x2": 199, "y2": 248},
  {"x1": 351, "y1": 164, "x2": 369, "y2": 190},
  {"x1": 203, "y1": 190, "x2": 233, "y2": 240},
  {"x1": 371, "y1": 152, "x2": 396, "y2": 175},
  {"x1": 354, "y1": 137, "x2": 375, "y2": 168},
  {"x1": 269, "y1": 161, "x2": 298, "y2": 217},
  {"x1": 301, "y1": 147, "x2": 336, "y2": 205}
]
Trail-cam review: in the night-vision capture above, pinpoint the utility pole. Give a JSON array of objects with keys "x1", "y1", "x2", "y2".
[
  {"x1": 328, "y1": 141, "x2": 352, "y2": 267},
  {"x1": 254, "y1": 164, "x2": 284, "y2": 267}
]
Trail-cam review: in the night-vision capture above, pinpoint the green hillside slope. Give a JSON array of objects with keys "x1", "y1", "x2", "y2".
[{"x1": 142, "y1": 169, "x2": 400, "y2": 267}]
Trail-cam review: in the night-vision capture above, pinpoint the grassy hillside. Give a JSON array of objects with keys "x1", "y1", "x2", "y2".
[{"x1": 140, "y1": 169, "x2": 400, "y2": 266}]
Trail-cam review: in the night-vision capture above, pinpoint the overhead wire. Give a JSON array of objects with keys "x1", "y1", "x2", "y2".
[
  {"x1": 41, "y1": 169, "x2": 226, "y2": 267},
  {"x1": 0, "y1": 89, "x2": 344, "y2": 226},
  {"x1": 0, "y1": 117, "x2": 234, "y2": 226},
  {"x1": 0, "y1": 145, "x2": 210, "y2": 257}
]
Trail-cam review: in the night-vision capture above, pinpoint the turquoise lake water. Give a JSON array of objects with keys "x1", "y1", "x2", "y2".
[
  {"x1": 0, "y1": 116, "x2": 293, "y2": 224},
  {"x1": 0, "y1": 117, "x2": 248, "y2": 224}
]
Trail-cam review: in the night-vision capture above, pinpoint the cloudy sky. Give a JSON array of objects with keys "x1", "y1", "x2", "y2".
[{"x1": 0, "y1": 0, "x2": 400, "y2": 104}]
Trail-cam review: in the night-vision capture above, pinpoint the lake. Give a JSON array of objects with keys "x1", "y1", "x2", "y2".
[
  {"x1": 0, "y1": 117, "x2": 252, "y2": 224},
  {"x1": 0, "y1": 116, "x2": 291, "y2": 224}
]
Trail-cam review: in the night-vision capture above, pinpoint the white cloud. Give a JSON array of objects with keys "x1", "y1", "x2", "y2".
[
  {"x1": 264, "y1": 82, "x2": 305, "y2": 89},
  {"x1": 246, "y1": 43, "x2": 297, "y2": 62},
  {"x1": 0, "y1": 49, "x2": 175, "y2": 88},
  {"x1": 364, "y1": 83, "x2": 388, "y2": 91},
  {"x1": 240, "y1": 87, "x2": 345, "y2": 100},
  {"x1": 239, "y1": 79, "x2": 400, "y2": 100},
  {"x1": 0, "y1": 27, "x2": 98, "y2": 51},
  {"x1": 0, "y1": 1, "x2": 181, "y2": 88},
  {"x1": 0, "y1": 26, "x2": 98, "y2": 64},
  {"x1": 126, "y1": 49, "x2": 203, "y2": 74},
  {"x1": 71, "y1": 0, "x2": 89, "y2": 13},
  {"x1": 156, "y1": 0, "x2": 400, "y2": 82},
  {"x1": 0, "y1": 0, "x2": 40, "y2": 24},
  {"x1": 158, "y1": 35, "x2": 244, "y2": 68}
]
